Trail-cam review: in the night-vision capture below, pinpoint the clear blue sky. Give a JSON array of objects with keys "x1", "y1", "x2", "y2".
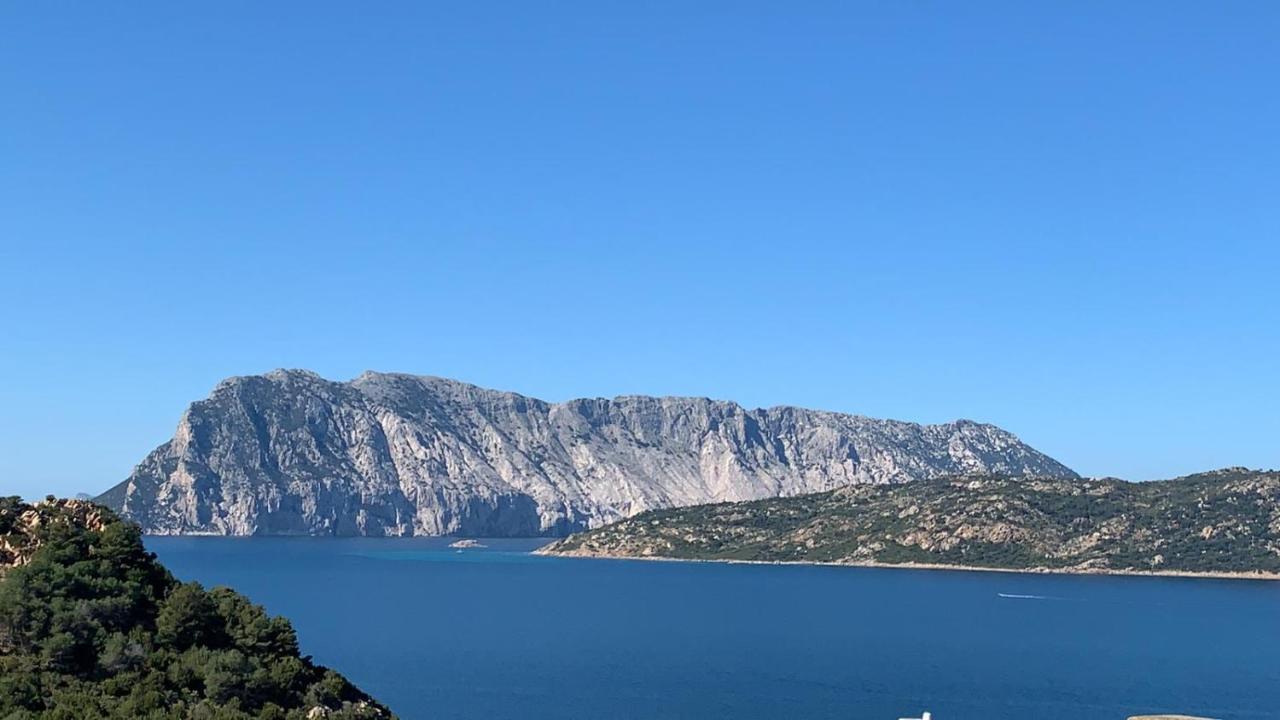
[{"x1": 2, "y1": 2, "x2": 1277, "y2": 499}]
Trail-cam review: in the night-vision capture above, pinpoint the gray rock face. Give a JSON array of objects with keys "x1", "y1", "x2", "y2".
[{"x1": 98, "y1": 370, "x2": 1077, "y2": 536}]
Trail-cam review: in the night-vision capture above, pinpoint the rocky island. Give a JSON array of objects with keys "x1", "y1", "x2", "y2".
[
  {"x1": 97, "y1": 370, "x2": 1075, "y2": 537},
  {"x1": 540, "y1": 468, "x2": 1280, "y2": 578},
  {"x1": 0, "y1": 497, "x2": 395, "y2": 719}
]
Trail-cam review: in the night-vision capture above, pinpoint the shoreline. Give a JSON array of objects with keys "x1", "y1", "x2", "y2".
[
  {"x1": 536, "y1": 548, "x2": 1280, "y2": 582},
  {"x1": 141, "y1": 535, "x2": 1280, "y2": 582}
]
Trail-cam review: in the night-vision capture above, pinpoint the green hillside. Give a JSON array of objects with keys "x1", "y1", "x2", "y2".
[
  {"x1": 0, "y1": 497, "x2": 395, "y2": 720},
  {"x1": 543, "y1": 469, "x2": 1280, "y2": 576}
]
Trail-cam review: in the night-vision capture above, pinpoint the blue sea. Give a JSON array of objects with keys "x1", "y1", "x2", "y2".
[{"x1": 147, "y1": 537, "x2": 1280, "y2": 720}]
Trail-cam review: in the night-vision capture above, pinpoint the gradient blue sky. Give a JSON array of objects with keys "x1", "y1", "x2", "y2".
[{"x1": 3, "y1": 1, "x2": 1278, "y2": 499}]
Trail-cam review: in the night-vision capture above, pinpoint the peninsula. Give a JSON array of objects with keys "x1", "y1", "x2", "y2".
[{"x1": 540, "y1": 468, "x2": 1280, "y2": 578}]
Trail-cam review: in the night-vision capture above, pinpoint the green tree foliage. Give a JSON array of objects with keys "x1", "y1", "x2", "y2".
[
  {"x1": 155, "y1": 582, "x2": 225, "y2": 651},
  {"x1": 0, "y1": 498, "x2": 395, "y2": 719}
]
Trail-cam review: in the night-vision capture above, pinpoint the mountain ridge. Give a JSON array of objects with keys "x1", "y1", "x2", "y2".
[{"x1": 99, "y1": 369, "x2": 1077, "y2": 537}]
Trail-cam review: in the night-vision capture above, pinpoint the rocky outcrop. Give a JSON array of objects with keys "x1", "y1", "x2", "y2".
[
  {"x1": 98, "y1": 370, "x2": 1076, "y2": 536},
  {"x1": 0, "y1": 498, "x2": 113, "y2": 573}
]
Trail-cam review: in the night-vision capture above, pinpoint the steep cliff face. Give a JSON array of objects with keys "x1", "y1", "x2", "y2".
[{"x1": 98, "y1": 370, "x2": 1076, "y2": 536}]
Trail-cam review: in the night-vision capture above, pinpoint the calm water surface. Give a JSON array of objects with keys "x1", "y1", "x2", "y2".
[{"x1": 147, "y1": 537, "x2": 1280, "y2": 720}]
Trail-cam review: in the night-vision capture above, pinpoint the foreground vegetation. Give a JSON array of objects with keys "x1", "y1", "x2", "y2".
[
  {"x1": 544, "y1": 468, "x2": 1280, "y2": 576},
  {"x1": 0, "y1": 497, "x2": 394, "y2": 719}
]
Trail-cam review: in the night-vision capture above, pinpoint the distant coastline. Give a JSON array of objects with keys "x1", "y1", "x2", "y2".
[
  {"x1": 538, "y1": 548, "x2": 1280, "y2": 582},
  {"x1": 142, "y1": 534, "x2": 1280, "y2": 581},
  {"x1": 540, "y1": 471, "x2": 1280, "y2": 581}
]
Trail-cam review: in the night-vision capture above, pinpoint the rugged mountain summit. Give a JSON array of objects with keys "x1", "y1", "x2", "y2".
[
  {"x1": 99, "y1": 370, "x2": 1076, "y2": 536},
  {"x1": 542, "y1": 468, "x2": 1280, "y2": 576}
]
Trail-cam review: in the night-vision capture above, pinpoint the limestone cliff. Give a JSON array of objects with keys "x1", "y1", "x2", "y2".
[{"x1": 98, "y1": 370, "x2": 1076, "y2": 536}]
